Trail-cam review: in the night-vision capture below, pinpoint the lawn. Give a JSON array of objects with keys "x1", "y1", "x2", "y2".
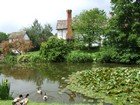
[{"x1": 0, "y1": 100, "x2": 90, "y2": 105}]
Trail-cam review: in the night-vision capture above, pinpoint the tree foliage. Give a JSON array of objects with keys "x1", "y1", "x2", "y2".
[
  {"x1": 0, "y1": 32, "x2": 8, "y2": 43},
  {"x1": 40, "y1": 36, "x2": 71, "y2": 62},
  {"x1": 11, "y1": 39, "x2": 33, "y2": 53},
  {"x1": 72, "y1": 8, "x2": 107, "y2": 48},
  {"x1": 1, "y1": 41, "x2": 10, "y2": 55},
  {"x1": 24, "y1": 19, "x2": 53, "y2": 50},
  {"x1": 102, "y1": 0, "x2": 140, "y2": 64},
  {"x1": 1, "y1": 40, "x2": 33, "y2": 55}
]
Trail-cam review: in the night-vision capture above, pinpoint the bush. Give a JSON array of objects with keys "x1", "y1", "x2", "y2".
[
  {"x1": 3, "y1": 55, "x2": 17, "y2": 63},
  {"x1": 17, "y1": 51, "x2": 44, "y2": 63},
  {"x1": 96, "y1": 46, "x2": 118, "y2": 63},
  {"x1": 72, "y1": 40, "x2": 85, "y2": 50},
  {"x1": 40, "y1": 36, "x2": 72, "y2": 62},
  {"x1": 0, "y1": 79, "x2": 11, "y2": 100},
  {"x1": 118, "y1": 49, "x2": 140, "y2": 64},
  {"x1": 97, "y1": 46, "x2": 140, "y2": 64},
  {"x1": 66, "y1": 50, "x2": 94, "y2": 63}
]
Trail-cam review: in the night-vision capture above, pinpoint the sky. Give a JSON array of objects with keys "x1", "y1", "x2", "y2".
[{"x1": 0, "y1": 0, "x2": 111, "y2": 34}]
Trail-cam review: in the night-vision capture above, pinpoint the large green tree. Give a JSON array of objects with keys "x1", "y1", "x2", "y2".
[
  {"x1": 0, "y1": 32, "x2": 8, "y2": 43},
  {"x1": 24, "y1": 19, "x2": 53, "y2": 50},
  {"x1": 104, "y1": 0, "x2": 140, "y2": 63},
  {"x1": 72, "y1": 8, "x2": 107, "y2": 48}
]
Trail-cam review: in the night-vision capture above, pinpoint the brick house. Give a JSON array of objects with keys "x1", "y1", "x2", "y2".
[{"x1": 56, "y1": 10, "x2": 73, "y2": 40}]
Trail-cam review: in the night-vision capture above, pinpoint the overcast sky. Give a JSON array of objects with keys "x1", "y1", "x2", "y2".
[{"x1": 0, "y1": 0, "x2": 111, "y2": 34}]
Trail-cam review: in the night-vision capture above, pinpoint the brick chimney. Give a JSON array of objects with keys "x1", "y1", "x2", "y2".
[{"x1": 66, "y1": 9, "x2": 73, "y2": 40}]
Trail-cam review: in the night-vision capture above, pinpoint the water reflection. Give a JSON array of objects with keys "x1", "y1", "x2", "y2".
[
  {"x1": 64, "y1": 91, "x2": 76, "y2": 102},
  {"x1": 0, "y1": 63, "x2": 92, "y2": 104}
]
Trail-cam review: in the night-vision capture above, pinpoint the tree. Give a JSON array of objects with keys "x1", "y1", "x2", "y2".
[
  {"x1": 24, "y1": 19, "x2": 53, "y2": 50},
  {"x1": 11, "y1": 39, "x2": 33, "y2": 53},
  {"x1": 72, "y1": 8, "x2": 107, "y2": 48},
  {"x1": 1, "y1": 40, "x2": 33, "y2": 55},
  {"x1": 0, "y1": 32, "x2": 8, "y2": 43},
  {"x1": 1, "y1": 41, "x2": 10, "y2": 55},
  {"x1": 104, "y1": 0, "x2": 140, "y2": 63},
  {"x1": 41, "y1": 24, "x2": 53, "y2": 43}
]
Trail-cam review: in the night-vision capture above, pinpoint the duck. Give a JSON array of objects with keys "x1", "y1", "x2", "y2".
[
  {"x1": 20, "y1": 94, "x2": 29, "y2": 105},
  {"x1": 12, "y1": 94, "x2": 23, "y2": 105},
  {"x1": 37, "y1": 87, "x2": 42, "y2": 95},
  {"x1": 43, "y1": 93, "x2": 48, "y2": 101}
]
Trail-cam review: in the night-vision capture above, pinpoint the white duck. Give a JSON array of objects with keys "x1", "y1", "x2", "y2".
[
  {"x1": 37, "y1": 87, "x2": 42, "y2": 95},
  {"x1": 43, "y1": 93, "x2": 48, "y2": 101}
]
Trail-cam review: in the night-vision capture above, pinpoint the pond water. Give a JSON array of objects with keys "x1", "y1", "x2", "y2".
[
  {"x1": 0, "y1": 62, "x2": 94, "y2": 104},
  {"x1": 1, "y1": 62, "x2": 137, "y2": 104}
]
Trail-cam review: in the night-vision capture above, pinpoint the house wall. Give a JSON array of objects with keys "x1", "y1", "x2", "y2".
[{"x1": 57, "y1": 29, "x2": 67, "y2": 39}]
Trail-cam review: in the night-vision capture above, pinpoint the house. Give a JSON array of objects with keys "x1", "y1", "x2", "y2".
[
  {"x1": 8, "y1": 31, "x2": 30, "y2": 54},
  {"x1": 56, "y1": 9, "x2": 73, "y2": 40},
  {"x1": 9, "y1": 31, "x2": 30, "y2": 43}
]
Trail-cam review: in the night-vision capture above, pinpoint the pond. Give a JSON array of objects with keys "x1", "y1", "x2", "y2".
[
  {"x1": 0, "y1": 62, "x2": 94, "y2": 104},
  {"x1": 1, "y1": 62, "x2": 138, "y2": 104}
]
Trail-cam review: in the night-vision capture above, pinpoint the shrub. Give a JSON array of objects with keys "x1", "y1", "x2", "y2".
[
  {"x1": 97, "y1": 46, "x2": 140, "y2": 64},
  {"x1": 118, "y1": 49, "x2": 140, "y2": 64},
  {"x1": 3, "y1": 55, "x2": 17, "y2": 63},
  {"x1": 1, "y1": 41, "x2": 11, "y2": 55},
  {"x1": 1, "y1": 40, "x2": 33, "y2": 56},
  {"x1": 17, "y1": 51, "x2": 44, "y2": 63},
  {"x1": 40, "y1": 36, "x2": 72, "y2": 62},
  {"x1": 72, "y1": 40, "x2": 85, "y2": 50},
  {"x1": 96, "y1": 46, "x2": 118, "y2": 63},
  {"x1": 17, "y1": 55, "x2": 30, "y2": 62},
  {"x1": 0, "y1": 79, "x2": 11, "y2": 100},
  {"x1": 29, "y1": 54, "x2": 44, "y2": 62},
  {"x1": 66, "y1": 50, "x2": 94, "y2": 63},
  {"x1": 11, "y1": 39, "x2": 33, "y2": 53}
]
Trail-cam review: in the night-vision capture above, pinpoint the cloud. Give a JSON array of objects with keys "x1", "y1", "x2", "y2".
[{"x1": 0, "y1": 0, "x2": 111, "y2": 33}]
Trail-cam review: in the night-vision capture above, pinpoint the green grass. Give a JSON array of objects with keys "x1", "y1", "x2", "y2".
[{"x1": 0, "y1": 100, "x2": 90, "y2": 105}]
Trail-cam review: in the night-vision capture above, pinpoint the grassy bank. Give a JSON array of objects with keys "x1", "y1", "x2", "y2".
[
  {"x1": 16, "y1": 50, "x2": 97, "y2": 63},
  {"x1": 0, "y1": 100, "x2": 91, "y2": 105}
]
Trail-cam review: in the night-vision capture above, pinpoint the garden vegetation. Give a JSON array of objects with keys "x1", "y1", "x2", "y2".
[
  {"x1": 67, "y1": 67, "x2": 140, "y2": 105},
  {"x1": 0, "y1": 79, "x2": 12, "y2": 100}
]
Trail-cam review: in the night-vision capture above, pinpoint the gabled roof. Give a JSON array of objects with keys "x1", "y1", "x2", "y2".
[
  {"x1": 9, "y1": 31, "x2": 27, "y2": 39},
  {"x1": 56, "y1": 20, "x2": 67, "y2": 30}
]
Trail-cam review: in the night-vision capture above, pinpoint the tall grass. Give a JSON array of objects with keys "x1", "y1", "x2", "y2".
[{"x1": 0, "y1": 79, "x2": 12, "y2": 100}]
